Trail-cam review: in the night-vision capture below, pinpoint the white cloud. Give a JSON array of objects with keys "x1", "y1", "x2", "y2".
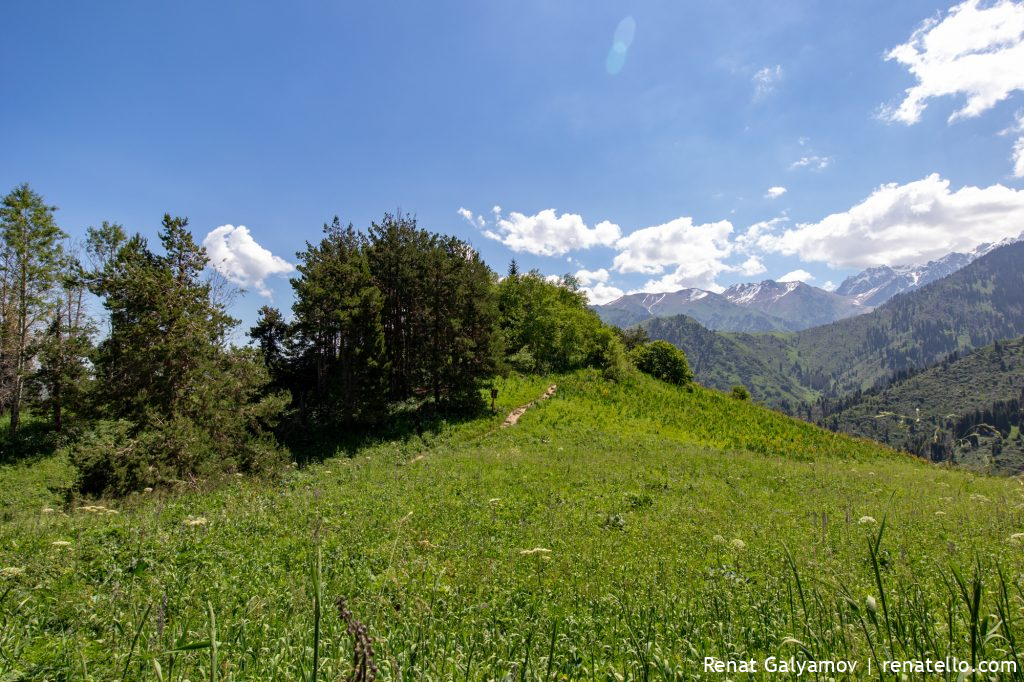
[
  {"x1": 765, "y1": 186, "x2": 787, "y2": 199},
  {"x1": 581, "y1": 282, "x2": 625, "y2": 305},
  {"x1": 822, "y1": 280, "x2": 837, "y2": 292},
  {"x1": 575, "y1": 268, "x2": 610, "y2": 285},
  {"x1": 613, "y1": 216, "x2": 733, "y2": 275},
  {"x1": 739, "y1": 255, "x2": 767, "y2": 276},
  {"x1": 457, "y1": 207, "x2": 485, "y2": 228},
  {"x1": 882, "y1": 0, "x2": 1024, "y2": 124},
  {"x1": 790, "y1": 155, "x2": 832, "y2": 171},
  {"x1": 778, "y1": 269, "x2": 814, "y2": 283},
  {"x1": 1014, "y1": 136, "x2": 1024, "y2": 176},
  {"x1": 757, "y1": 174, "x2": 1024, "y2": 268},
  {"x1": 753, "y1": 65, "x2": 783, "y2": 99},
  {"x1": 483, "y1": 209, "x2": 622, "y2": 256},
  {"x1": 203, "y1": 225, "x2": 295, "y2": 297}
]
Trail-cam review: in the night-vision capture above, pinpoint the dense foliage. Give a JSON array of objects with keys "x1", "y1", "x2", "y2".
[
  {"x1": 818, "y1": 336, "x2": 1024, "y2": 474},
  {"x1": 629, "y1": 340, "x2": 693, "y2": 385},
  {"x1": 2, "y1": 187, "x2": 632, "y2": 494}
]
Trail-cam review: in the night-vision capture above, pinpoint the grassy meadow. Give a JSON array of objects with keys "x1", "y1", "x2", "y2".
[{"x1": 2, "y1": 371, "x2": 1024, "y2": 680}]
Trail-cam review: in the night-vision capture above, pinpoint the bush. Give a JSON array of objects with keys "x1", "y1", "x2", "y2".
[
  {"x1": 731, "y1": 384, "x2": 751, "y2": 400},
  {"x1": 69, "y1": 417, "x2": 285, "y2": 497},
  {"x1": 630, "y1": 341, "x2": 693, "y2": 386}
]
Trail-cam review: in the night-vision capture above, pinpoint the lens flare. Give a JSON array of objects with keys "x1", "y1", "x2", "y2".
[{"x1": 606, "y1": 16, "x2": 636, "y2": 75}]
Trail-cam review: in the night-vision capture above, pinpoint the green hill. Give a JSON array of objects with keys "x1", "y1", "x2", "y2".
[
  {"x1": 2, "y1": 371, "x2": 1022, "y2": 678},
  {"x1": 819, "y1": 336, "x2": 1024, "y2": 474},
  {"x1": 645, "y1": 242, "x2": 1024, "y2": 409},
  {"x1": 640, "y1": 315, "x2": 811, "y2": 408}
]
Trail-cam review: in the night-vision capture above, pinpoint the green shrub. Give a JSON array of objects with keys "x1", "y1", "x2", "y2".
[
  {"x1": 731, "y1": 384, "x2": 751, "y2": 400},
  {"x1": 630, "y1": 341, "x2": 693, "y2": 386}
]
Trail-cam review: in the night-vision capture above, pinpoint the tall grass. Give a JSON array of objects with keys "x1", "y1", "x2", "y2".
[{"x1": 0, "y1": 371, "x2": 1021, "y2": 678}]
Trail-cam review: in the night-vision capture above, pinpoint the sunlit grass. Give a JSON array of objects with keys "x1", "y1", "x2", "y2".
[{"x1": 1, "y1": 371, "x2": 1022, "y2": 679}]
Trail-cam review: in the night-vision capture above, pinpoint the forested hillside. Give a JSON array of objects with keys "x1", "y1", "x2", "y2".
[
  {"x1": 818, "y1": 336, "x2": 1024, "y2": 473},
  {"x1": 645, "y1": 242, "x2": 1024, "y2": 408},
  {"x1": 640, "y1": 316, "x2": 810, "y2": 407}
]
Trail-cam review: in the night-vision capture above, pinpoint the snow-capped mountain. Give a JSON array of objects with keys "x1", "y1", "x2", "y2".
[
  {"x1": 721, "y1": 280, "x2": 864, "y2": 329},
  {"x1": 594, "y1": 233, "x2": 1024, "y2": 333},
  {"x1": 836, "y1": 233, "x2": 1024, "y2": 307},
  {"x1": 595, "y1": 288, "x2": 799, "y2": 332}
]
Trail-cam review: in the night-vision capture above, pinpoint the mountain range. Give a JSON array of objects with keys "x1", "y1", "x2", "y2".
[
  {"x1": 640, "y1": 240, "x2": 1024, "y2": 412},
  {"x1": 595, "y1": 232, "x2": 1024, "y2": 332}
]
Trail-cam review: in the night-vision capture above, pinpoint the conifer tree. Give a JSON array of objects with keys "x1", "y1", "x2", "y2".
[{"x1": 0, "y1": 184, "x2": 67, "y2": 436}]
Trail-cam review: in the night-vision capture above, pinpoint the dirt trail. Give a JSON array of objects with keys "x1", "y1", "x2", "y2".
[{"x1": 501, "y1": 384, "x2": 557, "y2": 428}]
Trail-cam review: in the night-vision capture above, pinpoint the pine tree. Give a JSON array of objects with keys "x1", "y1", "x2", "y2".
[
  {"x1": 291, "y1": 218, "x2": 388, "y2": 424},
  {"x1": 0, "y1": 184, "x2": 67, "y2": 436}
]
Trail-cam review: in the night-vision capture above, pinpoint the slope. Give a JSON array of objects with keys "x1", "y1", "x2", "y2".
[
  {"x1": 3, "y1": 371, "x2": 1021, "y2": 678},
  {"x1": 640, "y1": 315, "x2": 810, "y2": 407},
  {"x1": 819, "y1": 336, "x2": 1024, "y2": 474},
  {"x1": 647, "y1": 241, "x2": 1024, "y2": 408}
]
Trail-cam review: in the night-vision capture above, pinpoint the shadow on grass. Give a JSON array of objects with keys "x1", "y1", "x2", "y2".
[
  {"x1": 278, "y1": 396, "x2": 489, "y2": 465},
  {"x1": 0, "y1": 416, "x2": 74, "y2": 467}
]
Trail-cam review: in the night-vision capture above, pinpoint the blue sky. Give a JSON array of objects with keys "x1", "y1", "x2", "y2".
[{"x1": 3, "y1": 1, "x2": 1024, "y2": 324}]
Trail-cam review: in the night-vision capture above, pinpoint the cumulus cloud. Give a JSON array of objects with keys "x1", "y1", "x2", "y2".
[
  {"x1": 822, "y1": 280, "x2": 837, "y2": 292},
  {"x1": 778, "y1": 269, "x2": 815, "y2": 283},
  {"x1": 882, "y1": 0, "x2": 1024, "y2": 124},
  {"x1": 765, "y1": 186, "x2": 787, "y2": 199},
  {"x1": 581, "y1": 282, "x2": 625, "y2": 305},
  {"x1": 739, "y1": 255, "x2": 767, "y2": 276},
  {"x1": 483, "y1": 209, "x2": 622, "y2": 256},
  {"x1": 203, "y1": 225, "x2": 295, "y2": 297},
  {"x1": 790, "y1": 155, "x2": 832, "y2": 171},
  {"x1": 612, "y1": 216, "x2": 736, "y2": 291},
  {"x1": 757, "y1": 174, "x2": 1024, "y2": 268},
  {"x1": 1014, "y1": 136, "x2": 1024, "y2": 176},
  {"x1": 753, "y1": 65, "x2": 783, "y2": 99},
  {"x1": 575, "y1": 268, "x2": 610, "y2": 285}
]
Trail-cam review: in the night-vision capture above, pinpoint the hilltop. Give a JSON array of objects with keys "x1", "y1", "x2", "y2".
[{"x1": 2, "y1": 371, "x2": 1022, "y2": 678}]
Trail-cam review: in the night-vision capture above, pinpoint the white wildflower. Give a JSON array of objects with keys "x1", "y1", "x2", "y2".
[
  {"x1": 519, "y1": 547, "x2": 552, "y2": 556},
  {"x1": 1, "y1": 566, "x2": 25, "y2": 578},
  {"x1": 51, "y1": 540, "x2": 72, "y2": 548},
  {"x1": 858, "y1": 516, "x2": 877, "y2": 525},
  {"x1": 731, "y1": 538, "x2": 746, "y2": 550},
  {"x1": 183, "y1": 516, "x2": 209, "y2": 527}
]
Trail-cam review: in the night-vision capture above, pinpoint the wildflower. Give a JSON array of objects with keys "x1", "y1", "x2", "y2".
[
  {"x1": 52, "y1": 540, "x2": 72, "y2": 548},
  {"x1": 410, "y1": 454, "x2": 425, "y2": 463},
  {"x1": 858, "y1": 516, "x2": 877, "y2": 525},
  {"x1": 934, "y1": 511, "x2": 946, "y2": 516},
  {"x1": 519, "y1": 547, "x2": 552, "y2": 556},
  {"x1": 730, "y1": 538, "x2": 746, "y2": 550},
  {"x1": 713, "y1": 534, "x2": 727, "y2": 545},
  {"x1": 143, "y1": 487, "x2": 154, "y2": 493},
  {"x1": 1010, "y1": 533, "x2": 1024, "y2": 544},
  {"x1": 865, "y1": 595, "x2": 877, "y2": 615},
  {"x1": 41, "y1": 508, "x2": 54, "y2": 514},
  {"x1": 970, "y1": 494, "x2": 991, "y2": 503},
  {"x1": 1, "y1": 567, "x2": 25, "y2": 578},
  {"x1": 488, "y1": 498, "x2": 501, "y2": 505},
  {"x1": 183, "y1": 516, "x2": 209, "y2": 527}
]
